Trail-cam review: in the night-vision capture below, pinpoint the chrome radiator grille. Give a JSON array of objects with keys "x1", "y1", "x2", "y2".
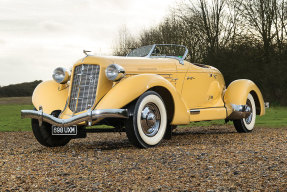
[{"x1": 69, "y1": 64, "x2": 100, "y2": 113}]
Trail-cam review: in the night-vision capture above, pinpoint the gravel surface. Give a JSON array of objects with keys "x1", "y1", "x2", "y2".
[{"x1": 1, "y1": 125, "x2": 287, "y2": 191}]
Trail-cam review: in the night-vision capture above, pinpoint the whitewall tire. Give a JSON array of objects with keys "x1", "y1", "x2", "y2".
[
  {"x1": 125, "y1": 91, "x2": 167, "y2": 148},
  {"x1": 233, "y1": 93, "x2": 256, "y2": 133}
]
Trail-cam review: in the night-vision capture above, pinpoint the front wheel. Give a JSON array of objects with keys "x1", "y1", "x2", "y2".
[
  {"x1": 31, "y1": 110, "x2": 71, "y2": 147},
  {"x1": 125, "y1": 91, "x2": 167, "y2": 148},
  {"x1": 233, "y1": 93, "x2": 256, "y2": 133},
  {"x1": 32, "y1": 120, "x2": 71, "y2": 147}
]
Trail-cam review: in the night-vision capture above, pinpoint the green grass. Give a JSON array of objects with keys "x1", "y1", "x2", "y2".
[
  {"x1": 0, "y1": 104, "x2": 34, "y2": 131},
  {"x1": 255, "y1": 107, "x2": 287, "y2": 127},
  {"x1": 0, "y1": 100, "x2": 286, "y2": 132}
]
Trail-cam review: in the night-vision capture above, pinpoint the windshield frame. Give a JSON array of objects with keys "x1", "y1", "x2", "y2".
[{"x1": 126, "y1": 44, "x2": 189, "y2": 65}]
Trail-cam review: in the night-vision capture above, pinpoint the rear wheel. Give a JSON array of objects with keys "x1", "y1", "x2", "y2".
[
  {"x1": 125, "y1": 91, "x2": 167, "y2": 148},
  {"x1": 233, "y1": 93, "x2": 256, "y2": 133},
  {"x1": 32, "y1": 110, "x2": 71, "y2": 147}
]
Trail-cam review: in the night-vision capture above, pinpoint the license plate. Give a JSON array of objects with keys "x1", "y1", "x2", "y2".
[{"x1": 52, "y1": 125, "x2": 77, "y2": 135}]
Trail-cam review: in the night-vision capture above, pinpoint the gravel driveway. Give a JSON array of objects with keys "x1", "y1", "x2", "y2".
[{"x1": 1, "y1": 125, "x2": 287, "y2": 191}]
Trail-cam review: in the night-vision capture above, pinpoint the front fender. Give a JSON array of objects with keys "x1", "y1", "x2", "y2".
[
  {"x1": 224, "y1": 79, "x2": 265, "y2": 116},
  {"x1": 32, "y1": 80, "x2": 69, "y2": 114},
  {"x1": 96, "y1": 74, "x2": 190, "y2": 124}
]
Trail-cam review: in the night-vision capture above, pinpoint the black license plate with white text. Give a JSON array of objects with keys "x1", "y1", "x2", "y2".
[{"x1": 52, "y1": 125, "x2": 77, "y2": 135}]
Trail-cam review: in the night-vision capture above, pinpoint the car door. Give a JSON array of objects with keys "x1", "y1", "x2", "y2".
[
  {"x1": 205, "y1": 68, "x2": 225, "y2": 107},
  {"x1": 181, "y1": 63, "x2": 214, "y2": 109}
]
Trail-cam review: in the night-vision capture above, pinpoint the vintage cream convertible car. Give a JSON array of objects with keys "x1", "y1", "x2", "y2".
[{"x1": 21, "y1": 44, "x2": 265, "y2": 148}]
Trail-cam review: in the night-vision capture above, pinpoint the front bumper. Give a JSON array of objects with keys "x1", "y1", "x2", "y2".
[{"x1": 21, "y1": 108, "x2": 129, "y2": 127}]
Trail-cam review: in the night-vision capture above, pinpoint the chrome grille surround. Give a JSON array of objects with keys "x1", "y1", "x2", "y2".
[{"x1": 69, "y1": 64, "x2": 100, "y2": 113}]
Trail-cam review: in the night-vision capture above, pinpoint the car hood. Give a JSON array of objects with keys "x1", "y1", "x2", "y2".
[{"x1": 76, "y1": 56, "x2": 178, "y2": 74}]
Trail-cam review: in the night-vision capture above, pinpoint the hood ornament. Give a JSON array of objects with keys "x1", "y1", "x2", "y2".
[{"x1": 83, "y1": 50, "x2": 91, "y2": 56}]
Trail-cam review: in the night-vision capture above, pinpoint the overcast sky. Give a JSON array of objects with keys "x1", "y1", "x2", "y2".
[{"x1": 0, "y1": 0, "x2": 177, "y2": 86}]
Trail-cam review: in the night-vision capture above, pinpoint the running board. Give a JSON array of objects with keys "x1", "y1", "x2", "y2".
[{"x1": 189, "y1": 107, "x2": 227, "y2": 121}]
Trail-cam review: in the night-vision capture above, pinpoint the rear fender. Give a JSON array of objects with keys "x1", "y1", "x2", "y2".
[
  {"x1": 32, "y1": 80, "x2": 69, "y2": 114},
  {"x1": 96, "y1": 74, "x2": 190, "y2": 124},
  {"x1": 224, "y1": 79, "x2": 265, "y2": 116}
]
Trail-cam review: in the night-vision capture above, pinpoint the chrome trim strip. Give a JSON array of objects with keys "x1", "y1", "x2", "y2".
[
  {"x1": 190, "y1": 106, "x2": 224, "y2": 110},
  {"x1": 21, "y1": 109, "x2": 129, "y2": 127},
  {"x1": 190, "y1": 109, "x2": 200, "y2": 114},
  {"x1": 147, "y1": 44, "x2": 157, "y2": 57}
]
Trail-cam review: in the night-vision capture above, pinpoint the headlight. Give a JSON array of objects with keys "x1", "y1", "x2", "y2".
[
  {"x1": 105, "y1": 64, "x2": 125, "y2": 81},
  {"x1": 52, "y1": 67, "x2": 70, "y2": 84}
]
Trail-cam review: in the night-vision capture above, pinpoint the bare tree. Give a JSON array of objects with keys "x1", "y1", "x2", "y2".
[
  {"x1": 113, "y1": 26, "x2": 139, "y2": 56},
  {"x1": 273, "y1": 0, "x2": 287, "y2": 53},
  {"x1": 180, "y1": 0, "x2": 238, "y2": 61},
  {"x1": 236, "y1": 0, "x2": 282, "y2": 58}
]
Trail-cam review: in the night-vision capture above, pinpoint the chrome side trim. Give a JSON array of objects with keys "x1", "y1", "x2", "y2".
[
  {"x1": 147, "y1": 44, "x2": 157, "y2": 57},
  {"x1": 21, "y1": 108, "x2": 129, "y2": 127},
  {"x1": 227, "y1": 104, "x2": 251, "y2": 120},
  {"x1": 190, "y1": 109, "x2": 200, "y2": 114}
]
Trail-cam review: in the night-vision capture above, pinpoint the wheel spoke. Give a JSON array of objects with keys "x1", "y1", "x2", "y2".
[{"x1": 245, "y1": 99, "x2": 253, "y2": 124}]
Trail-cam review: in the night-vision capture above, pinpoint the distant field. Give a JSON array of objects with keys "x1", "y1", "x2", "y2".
[
  {"x1": 0, "y1": 97, "x2": 286, "y2": 131},
  {"x1": 0, "y1": 96, "x2": 32, "y2": 105}
]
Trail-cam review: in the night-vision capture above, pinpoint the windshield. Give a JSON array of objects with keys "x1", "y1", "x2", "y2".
[
  {"x1": 150, "y1": 45, "x2": 186, "y2": 58},
  {"x1": 126, "y1": 44, "x2": 188, "y2": 63},
  {"x1": 126, "y1": 45, "x2": 154, "y2": 57}
]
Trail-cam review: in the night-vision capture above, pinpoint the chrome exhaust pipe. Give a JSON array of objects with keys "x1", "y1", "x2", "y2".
[{"x1": 21, "y1": 108, "x2": 129, "y2": 127}]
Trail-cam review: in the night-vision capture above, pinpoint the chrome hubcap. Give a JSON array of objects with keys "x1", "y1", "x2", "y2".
[
  {"x1": 245, "y1": 100, "x2": 253, "y2": 124},
  {"x1": 140, "y1": 103, "x2": 161, "y2": 137}
]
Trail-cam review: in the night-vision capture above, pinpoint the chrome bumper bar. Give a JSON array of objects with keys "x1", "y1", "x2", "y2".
[
  {"x1": 227, "y1": 104, "x2": 252, "y2": 120},
  {"x1": 21, "y1": 108, "x2": 129, "y2": 127}
]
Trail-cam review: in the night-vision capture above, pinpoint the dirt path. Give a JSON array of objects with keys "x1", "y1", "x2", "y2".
[{"x1": 1, "y1": 126, "x2": 287, "y2": 191}]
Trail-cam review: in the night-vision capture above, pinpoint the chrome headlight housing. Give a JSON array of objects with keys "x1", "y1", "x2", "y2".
[
  {"x1": 105, "y1": 64, "x2": 125, "y2": 81},
  {"x1": 52, "y1": 67, "x2": 70, "y2": 84}
]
